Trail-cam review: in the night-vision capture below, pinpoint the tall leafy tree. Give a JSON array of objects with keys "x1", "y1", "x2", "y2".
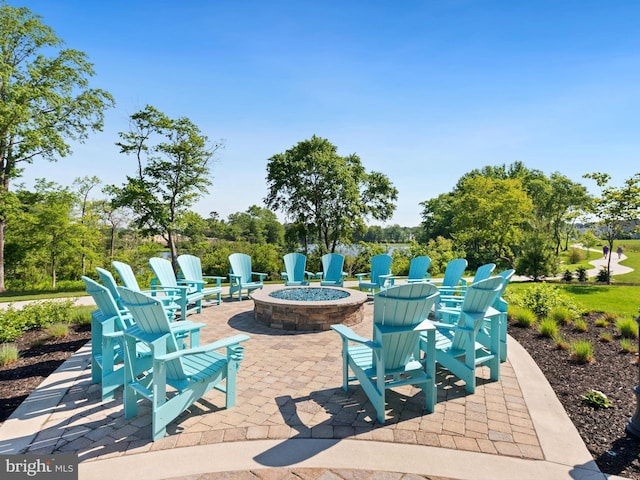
[
  {"x1": 0, "y1": 3, "x2": 114, "y2": 291},
  {"x1": 583, "y1": 172, "x2": 640, "y2": 283},
  {"x1": 109, "y1": 105, "x2": 220, "y2": 270},
  {"x1": 265, "y1": 135, "x2": 398, "y2": 253}
]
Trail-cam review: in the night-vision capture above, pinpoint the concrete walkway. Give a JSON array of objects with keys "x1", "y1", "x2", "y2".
[{"x1": 0, "y1": 286, "x2": 630, "y2": 480}]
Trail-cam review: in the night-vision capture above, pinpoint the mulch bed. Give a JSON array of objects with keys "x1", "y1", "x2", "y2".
[{"x1": 2, "y1": 316, "x2": 640, "y2": 478}]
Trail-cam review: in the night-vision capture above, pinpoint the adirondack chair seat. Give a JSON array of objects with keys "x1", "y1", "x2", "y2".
[
  {"x1": 118, "y1": 287, "x2": 250, "y2": 441},
  {"x1": 332, "y1": 283, "x2": 440, "y2": 423}
]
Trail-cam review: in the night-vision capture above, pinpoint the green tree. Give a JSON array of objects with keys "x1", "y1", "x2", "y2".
[
  {"x1": 72, "y1": 176, "x2": 102, "y2": 275},
  {"x1": 583, "y1": 172, "x2": 640, "y2": 283},
  {"x1": 226, "y1": 205, "x2": 284, "y2": 245},
  {"x1": 265, "y1": 135, "x2": 398, "y2": 253},
  {"x1": 579, "y1": 229, "x2": 599, "y2": 259},
  {"x1": 110, "y1": 105, "x2": 221, "y2": 271},
  {"x1": 0, "y1": 3, "x2": 114, "y2": 291},
  {"x1": 13, "y1": 180, "x2": 81, "y2": 289}
]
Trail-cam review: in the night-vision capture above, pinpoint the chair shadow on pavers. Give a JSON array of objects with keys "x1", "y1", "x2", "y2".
[{"x1": 254, "y1": 388, "x2": 430, "y2": 467}]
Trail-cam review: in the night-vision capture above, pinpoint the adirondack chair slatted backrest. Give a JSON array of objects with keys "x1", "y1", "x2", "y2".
[
  {"x1": 373, "y1": 283, "x2": 439, "y2": 371},
  {"x1": 472, "y1": 263, "x2": 496, "y2": 284},
  {"x1": 96, "y1": 267, "x2": 127, "y2": 313},
  {"x1": 370, "y1": 254, "x2": 393, "y2": 285},
  {"x1": 322, "y1": 253, "x2": 345, "y2": 283},
  {"x1": 451, "y1": 276, "x2": 503, "y2": 351},
  {"x1": 493, "y1": 269, "x2": 515, "y2": 308},
  {"x1": 149, "y1": 257, "x2": 181, "y2": 289},
  {"x1": 112, "y1": 261, "x2": 142, "y2": 291},
  {"x1": 408, "y1": 256, "x2": 431, "y2": 281},
  {"x1": 82, "y1": 276, "x2": 129, "y2": 331},
  {"x1": 177, "y1": 254, "x2": 204, "y2": 283},
  {"x1": 229, "y1": 253, "x2": 252, "y2": 283},
  {"x1": 118, "y1": 287, "x2": 186, "y2": 381},
  {"x1": 284, "y1": 253, "x2": 306, "y2": 283},
  {"x1": 441, "y1": 258, "x2": 468, "y2": 287}
]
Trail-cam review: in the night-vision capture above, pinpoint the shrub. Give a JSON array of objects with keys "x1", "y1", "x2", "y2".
[
  {"x1": 571, "y1": 340, "x2": 594, "y2": 363},
  {"x1": 596, "y1": 267, "x2": 610, "y2": 283},
  {"x1": 538, "y1": 318, "x2": 559, "y2": 338},
  {"x1": 0, "y1": 343, "x2": 19, "y2": 366},
  {"x1": 510, "y1": 306, "x2": 537, "y2": 328},
  {"x1": 575, "y1": 266, "x2": 588, "y2": 282},
  {"x1": 0, "y1": 299, "x2": 75, "y2": 342},
  {"x1": 508, "y1": 283, "x2": 579, "y2": 318},
  {"x1": 46, "y1": 323, "x2": 69, "y2": 339},
  {"x1": 582, "y1": 389, "x2": 612, "y2": 408},
  {"x1": 549, "y1": 306, "x2": 575, "y2": 325},
  {"x1": 620, "y1": 338, "x2": 637, "y2": 353},
  {"x1": 562, "y1": 269, "x2": 573, "y2": 282},
  {"x1": 70, "y1": 306, "x2": 93, "y2": 326},
  {"x1": 573, "y1": 318, "x2": 588, "y2": 333},
  {"x1": 616, "y1": 318, "x2": 638, "y2": 339},
  {"x1": 568, "y1": 248, "x2": 584, "y2": 264}
]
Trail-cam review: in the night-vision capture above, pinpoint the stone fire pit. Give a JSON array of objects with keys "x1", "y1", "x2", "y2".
[{"x1": 251, "y1": 286, "x2": 368, "y2": 331}]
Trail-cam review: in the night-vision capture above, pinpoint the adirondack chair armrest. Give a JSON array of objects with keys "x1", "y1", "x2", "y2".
[
  {"x1": 103, "y1": 331, "x2": 124, "y2": 339},
  {"x1": 315, "y1": 271, "x2": 323, "y2": 279},
  {"x1": 429, "y1": 320, "x2": 456, "y2": 330},
  {"x1": 355, "y1": 272, "x2": 370, "y2": 280},
  {"x1": 170, "y1": 321, "x2": 205, "y2": 335},
  {"x1": 331, "y1": 324, "x2": 380, "y2": 349},
  {"x1": 281, "y1": 272, "x2": 288, "y2": 281},
  {"x1": 229, "y1": 273, "x2": 241, "y2": 284},
  {"x1": 304, "y1": 270, "x2": 315, "y2": 278},
  {"x1": 379, "y1": 273, "x2": 393, "y2": 286},
  {"x1": 252, "y1": 272, "x2": 267, "y2": 281},
  {"x1": 376, "y1": 320, "x2": 435, "y2": 336},
  {"x1": 201, "y1": 275, "x2": 224, "y2": 286},
  {"x1": 155, "y1": 334, "x2": 250, "y2": 361}
]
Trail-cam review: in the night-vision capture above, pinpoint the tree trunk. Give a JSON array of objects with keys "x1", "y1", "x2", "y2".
[
  {"x1": 109, "y1": 225, "x2": 116, "y2": 259},
  {"x1": 167, "y1": 230, "x2": 178, "y2": 273},
  {"x1": 0, "y1": 219, "x2": 5, "y2": 292}
]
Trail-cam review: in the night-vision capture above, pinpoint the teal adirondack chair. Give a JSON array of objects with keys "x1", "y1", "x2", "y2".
[
  {"x1": 389, "y1": 255, "x2": 431, "y2": 286},
  {"x1": 149, "y1": 257, "x2": 205, "y2": 319},
  {"x1": 83, "y1": 276, "x2": 148, "y2": 401},
  {"x1": 356, "y1": 253, "x2": 393, "y2": 294},
  {"x1": 118, "y1": 287, "x2": 250, "y2": 441},
  {"x1": 434, "y1": 258, "x2": 468, "y2": 294},
  {"x1": 228, "y1": 253, "x2": 267, "y2": 300},
  {"x1": 331, "y1": 283, "x2": 440, "y2": 423},
  {"x1": 177, "y1": 254, "x2": 224, "y2": 306},
  {"x1": 281, "y1": 252, "x2": 313, "y2": 286},
  {"x1": 318, "y1": 253, "x2": 347, "y2": 287},
  {"x1": 421, "y1": 276, "x2": 504, "y2": 394},
  {"x1": 83, "y1": 276, "x2": 203, "y2": 401},
  {"x1": 438, "y1": 262, "x2": 496, "y2": 311},
  {"x1": 479, "y1": 269, "x2": 515, "y2": 363},
  {"x1": 112, "y1": 260, "x2": 179, "y2": 319}
]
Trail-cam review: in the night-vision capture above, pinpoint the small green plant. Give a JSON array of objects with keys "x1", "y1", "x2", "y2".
[
  {"x1": 71, "y1": 306, "x2": 93, "y2": 326},
  {"x1": 582, "y1": 389, "x2": 612, "y2": 408},
  {"x1": 508, "y1": 283, "x2": 579, "y2": 318},
  {"x1": 30, "y1": 338, "x2": 46, "y2": 348},
  {"x1": 549, "y1": 306, "x2": 575, "y2": 325},
  {"x1": 45, "y1": 323, "x2": 69, "y2": 339},
  {"x1": 616, "y1": 318, "x2": 638, "y2": 339},
  {"x1": 538, "y1": 318, "x2": 559, "y2": 338},
  {"x1": 552, "y1": 334, "x2": 570, "y2": 350},
  {"x1": 510, "y1": 306, "x2": 537, "y2": 328},
  {"x1": 602, "y1": 312, "x2": 618, "y2": 323},
  {"x1": 571, "y1": 340, "x2": 594, "y2": 363},
  {"x1": 0, "y1": 343, "x2": 19, "y2": 366},
  {"x1": 599, "y1": 332, "x2": 613, "y2": 343},
  {"x1": 596, "y1": 267, "x2": 610, "y2": 283},
  {"x1": 575, "y1": 266, "x2": 588, "y2": 282},
  {"x1": 568, "y1": 248, "x2": 584, "y2": 264},
  {"x1": 562, "y1": 269, "x2": 574, "y2": 282},
  {"x1": 573, "y1": 318, "x2": 589, "y2": 333},
  {"x1": 594, "y1": 318, "x2": 609, "y2": 328},
  {"x1": 620, "y1": 338, "x2": 637, "y2": 353}
]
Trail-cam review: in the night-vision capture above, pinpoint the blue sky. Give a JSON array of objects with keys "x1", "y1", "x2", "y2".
[{"x1": 12, "y1": 0, "x2": 640, "y2": 227}]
